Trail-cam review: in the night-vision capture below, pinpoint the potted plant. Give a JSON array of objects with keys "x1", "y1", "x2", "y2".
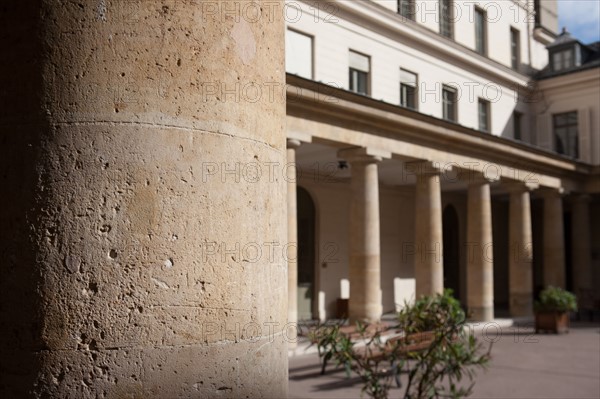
[{"x1": 534, "y1": 286, "x2": 577, "y2": 334}]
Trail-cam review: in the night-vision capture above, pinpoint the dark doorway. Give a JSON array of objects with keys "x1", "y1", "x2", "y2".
[
  {"x1": 297, "y1": 187, "x2": 316, "y2": 320},
  {"x1": 564, "y1": 212, "x2": 573, "y2": 292},
  {"x1": 443, "y1": 205, "x2": 461, "y2": 301}
]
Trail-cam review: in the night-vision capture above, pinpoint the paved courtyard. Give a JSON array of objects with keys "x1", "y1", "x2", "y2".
[{"x1": 289, "y1": 320, "x2": 600, "y2": 399}]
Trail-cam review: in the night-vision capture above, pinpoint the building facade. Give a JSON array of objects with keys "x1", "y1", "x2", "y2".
[{"x1": 284, "y1": 0, "x2": 600, "y2": 323}]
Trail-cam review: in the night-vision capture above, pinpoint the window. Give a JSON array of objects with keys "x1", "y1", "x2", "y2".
[
  {"x1": 398, "y1": 0, "x2": 415, "y2": 20},
  {"x1": 442, "y1": 85, "x2": 457, "y2": 122},
  {"x1": 475, "y1": 8, "x2": 487, "y2": 55},
  {"x1": 439, "y1": 0, "x2": 453, "y2": 38},
  {"x1": 349, "y1": 51, "x2": 370, "y2": 95},
  {"x1": 552, "y1": 49, "x2": 574, "y2": 71},
  {"x1": 478, "y1": 99, "x2": 490, "y2": 132},
  {"x1": 400, "y1": 69, "x2": 417, "y2": 110},
  {"x1": 513, "y1": 111, "x2": 523, "y2": 140},
  {"x1": 511, "y1": 28, "x2": 520, "y2": 69},
  {"x1": 285, "y1": 29, "x2": 313, "y2": 79},
  {"x1": 534, "y1": 0, "x2": 541, "y2": 26},
  {"x1": 553, "y1": 111, "x2": 578, "y2": 158}
]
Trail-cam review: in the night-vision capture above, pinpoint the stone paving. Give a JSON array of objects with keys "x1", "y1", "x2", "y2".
[{"x1": 288, "y1": 320, "x2": 600, "y2": 399}]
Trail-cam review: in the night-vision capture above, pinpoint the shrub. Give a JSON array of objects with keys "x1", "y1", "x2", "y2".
[
  {"x1": 534, "y1": 286, "x2": 577, "y2": 313},
  {"x1": 310, "y1": 290, "x2": 491, "y2": 399}
]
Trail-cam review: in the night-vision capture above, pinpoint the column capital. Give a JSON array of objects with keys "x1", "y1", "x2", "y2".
[
  {"x1": 504, "y1": 181, "x2": 539, "y2": 193},
  {"x1": 463, "y1": 171, "x2": 499, "y2": 185},
  {"x1": 338, "y1": 147, "x2": 391, "y2": 164},
  {"x1": 404, "y1": 161, "x2": 449, "y2": 175},
  {"x1": 287, "y1": 131, "x2": 312, "y2": 144},
  {"x1": 287, "y1": 138, "x2": 302, "y2": 149}
]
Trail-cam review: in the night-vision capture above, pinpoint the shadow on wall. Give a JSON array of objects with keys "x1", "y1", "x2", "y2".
[{"x1": 0, "y1": 2, "x2": 47, "y2": 395}]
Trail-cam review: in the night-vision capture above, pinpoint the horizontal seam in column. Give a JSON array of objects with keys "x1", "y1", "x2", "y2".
[{"x1": 52, "y1": 120, "x2": 280, "y2": 152}]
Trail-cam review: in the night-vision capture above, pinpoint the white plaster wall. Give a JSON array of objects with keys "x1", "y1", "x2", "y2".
[
  {"x1": 299, "y1": 177, "x2": 419, "y2": 319},
  {"x1": 530, "y1": 37, "x2": 551, "y2": 71},
  {"x1": 285, "y1": 0, "x2": 534, "y2": 137},
  {"x1": 365, "y1": 0, "x2": 537, "y2": 70},
  {"x1": 297, "y1": 178, "x2": 350, "y2": 320},
  {"x1": 381, "y1": 186, "x2": 416, "y2": 313},
  {"x1": 535, "y1": 70, "x2": 600, "y2": 165}
]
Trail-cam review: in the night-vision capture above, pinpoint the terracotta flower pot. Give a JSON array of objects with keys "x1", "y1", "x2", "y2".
[{"x1": 535, "y1": 311, "x2": 570, "y2": 334}]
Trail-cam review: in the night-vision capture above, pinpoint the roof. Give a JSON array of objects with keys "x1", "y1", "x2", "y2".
[
  {"x1": 546, "y1": 27, "x2": 578, "y2": 49},
  {"x1": 536, "y1": 33, "x2": 600, "y2": 80}
]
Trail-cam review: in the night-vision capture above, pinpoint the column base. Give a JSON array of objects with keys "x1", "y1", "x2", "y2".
[
  {"x1": 468, "y1": 306, "x2": 494, "y2": 322},
  {"x1": 348, "y1": 303, "x2": 383, "y2": 324},
  {"x1": 510, "y1": 293, "x2": 533, "y2": 317}
]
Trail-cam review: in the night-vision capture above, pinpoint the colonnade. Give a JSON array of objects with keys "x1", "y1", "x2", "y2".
[{"x1": 286, "y1": 144, "x2": 592, "y2": 323}]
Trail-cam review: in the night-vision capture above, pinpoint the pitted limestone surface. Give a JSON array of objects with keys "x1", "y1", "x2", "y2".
[{"x1": 0, "y1": 1, "x2": 287, "y2": 398}]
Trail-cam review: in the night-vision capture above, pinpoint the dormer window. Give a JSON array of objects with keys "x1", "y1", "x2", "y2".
[
  {"x1": 552, "y1": 48, "x2": 574, "y2": 71},
  {"x1": 547, "y1": 28, "x2": 583, "y2": 72}
]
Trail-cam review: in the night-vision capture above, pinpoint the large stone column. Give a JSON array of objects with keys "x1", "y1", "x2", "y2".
[
  {"x1": 339, "y1": 148, "x2": 383, "y2": 323},
  {"x1": 507, "y1": 183, "x2": 535, "y2": 317},
  {"x1": 0, "y1": 2, "x2": 287, "y2": 398},
  {"x1": 287, "y1": 139, "x2": 301, "y2": 330},
  {"x1": 466, "y1": 176, "x2": 495, "y2": 322},
  {"x1": 412, "y1": 162, "x2": 444, "y2": 297},
  {"x1": 541, "y1": 189, "x2": 566, "y2": 288},
  {"x1": 572, "y1": 194, "x2": 592, "y2": 304}
]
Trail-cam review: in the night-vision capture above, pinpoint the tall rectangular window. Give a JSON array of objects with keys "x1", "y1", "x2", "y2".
[
  {"x1": 475, "y1": 8, "x2": 487, "y2": 55},
  {"x1": 478, "y1": 99, "x2": 490, "y2": 132},
  {"x1": 285, "y1": 29, "x2": 313, "y2": 79},
  {"x1": 440, "y1": 0, "x2": 454, "y2": 38},
  {"x1": 511, "y1": 28, "x2": 520, "y2": 69},
  {"x1": 398, "y1": 0, "x2": 415, "y2": 20},
  {"x1": 553, "y1": 111, "x2": 579, "y2": 158},
  {"x1": 400, "y1": 69, "x2": 417, "y2": 110},
  {"x1": 349, "y1": 51, "x2": 370, "y2": 95},
  {"x1": 513, "y1": 111, "x2": 523, "y2": 140},
  {"x1": 442, "y1": 85, "x2": 457, "y2": 122},
  {"x1": 534, "y1": 0, "x2": 541, "y2": 26}
]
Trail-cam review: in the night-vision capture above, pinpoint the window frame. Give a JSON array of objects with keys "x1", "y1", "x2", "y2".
[
  {"x1": 551, "y1": 48, "x2": 575, "y2": 71},
  {"x1": 439, "y1": 0, "x2": 454, "y2": 39},
  {"x1": 478, "y1": 98, "x2": 490, "y2": 132},
  {"x1": 510, "y1": 27, "x2": 521, "y2": 70},
  {"x1": 442, "y1": 85, "x2": 457, "y2": 122},
  {"x1": 348, "y1": 50, "x2": 371, "y2": 96},
  {"x1": 474, "y1": 7, "x2": 487, "y2": 56},
  {"x1": 552, "y1": 111, "x2": 579, "y2": 158},
  {"x1": 534, "y1": 0, "x2": 541, "y2": 27},
  {"x1": 285, "y1": 28, "x2": 314, "y2": 80},
  {"x1": 398, "y1": 0, "x2": 416, "y2": 20},
  {"x1": 399, "y1": 68, "x2": 418, "y2": 110},
  {"x1": 513, "y1": 111, "x2": 523, "y2": 140}
]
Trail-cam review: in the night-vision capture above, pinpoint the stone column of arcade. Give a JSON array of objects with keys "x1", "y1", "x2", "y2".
[
  {"x1": 339, "y1": 148, "x2": 384, "y2": 323},
  {"x1": 506, "y1": 183, "x2": 536, "y2": 317},
  {"x1": 287, "y1": 139, "x2": 301, "y2": 346},
  {"x1": 466, "y1": 174, "x2": 496, "y2": 322},
  {"x1": 0, "y1": 2, "x2": 288, "y2": 398},
  {"x1": 541, "y1": 188, "x2": 566, "y2": 288},
  {"x1": 411, "y1": 161, "x2": 445, "y2": 298}
]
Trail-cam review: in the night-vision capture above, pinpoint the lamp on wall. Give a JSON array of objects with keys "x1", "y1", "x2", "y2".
[{"x1": 338, "y1": 160, "x2": 348, "y2": 169}]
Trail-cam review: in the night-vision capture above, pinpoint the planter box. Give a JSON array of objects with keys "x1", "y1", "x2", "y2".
[
  {"x1": 336, "y1": 298, "x2": 349, "y2": 319},
  {"x1": 535, "y1": 311, "x2": 570, "y2": 334}
]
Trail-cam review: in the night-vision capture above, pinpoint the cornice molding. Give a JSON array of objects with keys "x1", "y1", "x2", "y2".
[
  {"x1": 537, "y1": 67, "x2": 600, "y2": 91},
  {"x1": 286, "y1": 75, "x2": 594, "y2": 184}
]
